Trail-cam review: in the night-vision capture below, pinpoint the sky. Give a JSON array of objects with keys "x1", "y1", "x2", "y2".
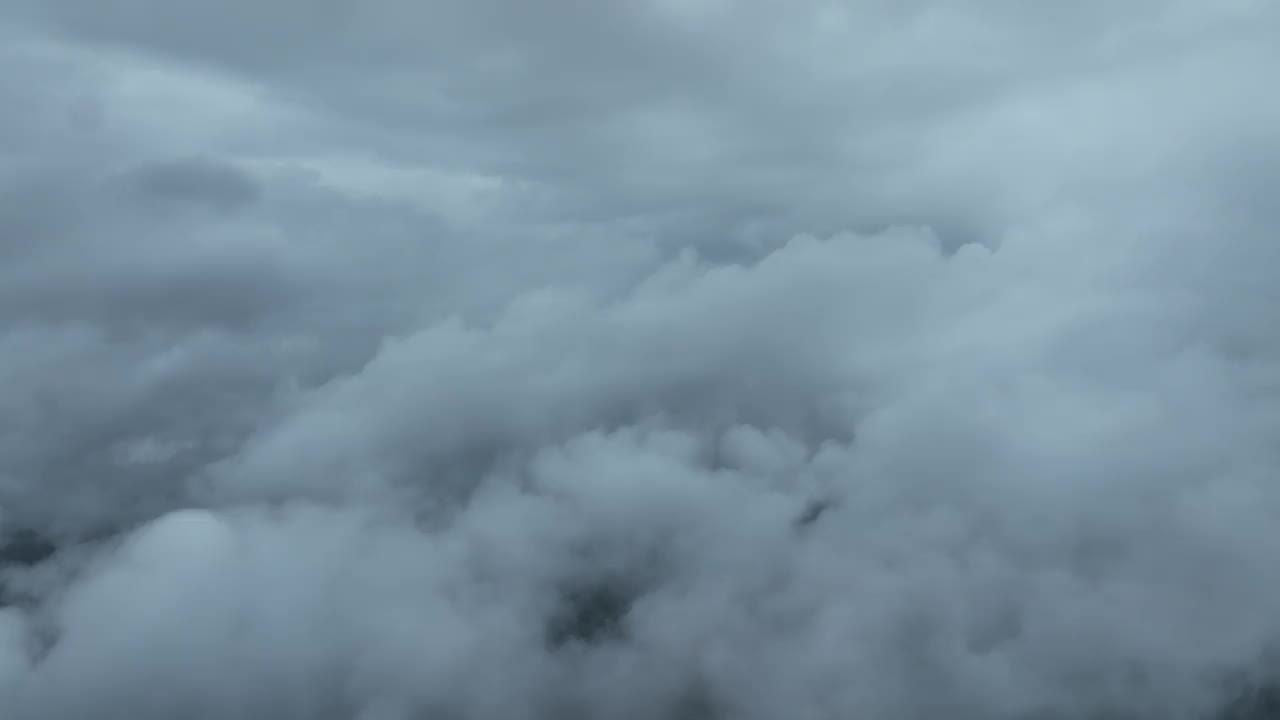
[{"x1": 1, "y1": 1, "x2": 1280, "y2": 718}]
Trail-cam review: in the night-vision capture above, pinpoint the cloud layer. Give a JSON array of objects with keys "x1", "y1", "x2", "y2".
[{"x1": 2, "y1": 2, "x2": 1280, "y2": 718}]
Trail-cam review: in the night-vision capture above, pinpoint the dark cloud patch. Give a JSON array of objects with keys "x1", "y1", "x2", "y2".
[
  {"x1": 545, "y1": 580, "x2": 637, "y2": 650},
  {"x1": 124, "y1": 156, "x2": 260, "y2": 213},
  {"x1": 0, "y1": 531, "x2": 56, "y2": 569},
  {"x1": 0, "y1": 250, "x2": 299, "y2": 335}
]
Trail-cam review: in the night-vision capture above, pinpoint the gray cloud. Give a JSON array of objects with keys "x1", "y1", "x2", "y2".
[
  {"x1": 124, "y1": 156, "x2": 261, "y2": 213},
  {"x1": 2, "y1": 2, "x2": 1280, "y2": 719}
]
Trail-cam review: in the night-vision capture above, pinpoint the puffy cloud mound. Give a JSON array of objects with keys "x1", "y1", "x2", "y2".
[{"x1": 2, "y1": 2, "x2": 1280, "y2": 719}]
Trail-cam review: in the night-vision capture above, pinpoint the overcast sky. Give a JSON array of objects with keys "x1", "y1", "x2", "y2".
[{"x1": 2, "y1": 2, "x2": 1280, "y2": 719}]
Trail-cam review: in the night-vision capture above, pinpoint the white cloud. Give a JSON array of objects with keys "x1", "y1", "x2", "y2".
[{"x1": 2, "y1": 2, "x2": 1279, "y2": 718}]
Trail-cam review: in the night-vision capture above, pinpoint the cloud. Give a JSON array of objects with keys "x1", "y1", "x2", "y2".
[
  {"x1": 2, "y1": 1, "x2": 1279, "y2": 719},
  {"x1": 124, "y1": 157, "x2": 261, "y2": 213}
]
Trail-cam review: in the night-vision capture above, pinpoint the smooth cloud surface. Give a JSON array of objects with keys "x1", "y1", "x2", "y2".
[{"x1": 2, "y1": 2, "x2": 1280, "y2": 719}]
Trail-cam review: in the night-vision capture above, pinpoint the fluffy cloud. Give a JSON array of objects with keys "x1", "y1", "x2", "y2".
[{"x1": 2, "y1": 2, "x2": 1279, "y2": 719}]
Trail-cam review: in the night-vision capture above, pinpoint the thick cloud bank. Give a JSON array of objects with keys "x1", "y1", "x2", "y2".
[{"x1": 2, "y1": 2, "x2": 1280, "y2": 719}]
